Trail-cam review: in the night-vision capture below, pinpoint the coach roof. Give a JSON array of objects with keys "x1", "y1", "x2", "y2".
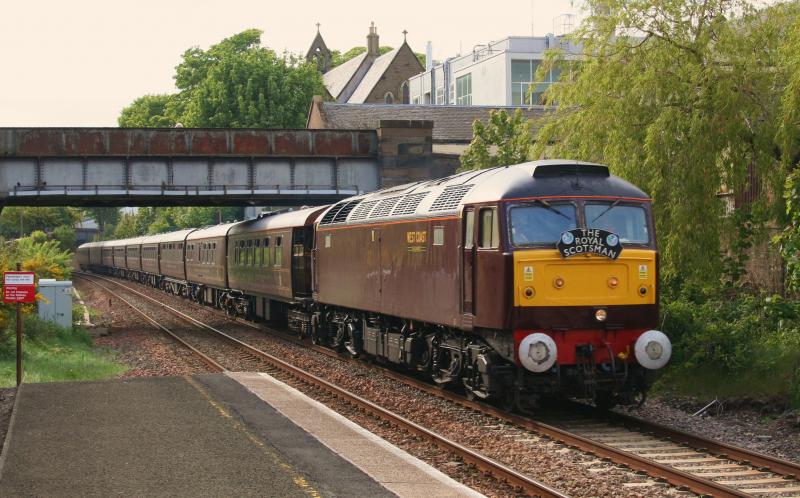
[
  {"x1": 186, "y1": 221, "x2": 239, "y2": 241},
  {"x1": 228, "y1": 206, "x2": 328, "y2": 236}
]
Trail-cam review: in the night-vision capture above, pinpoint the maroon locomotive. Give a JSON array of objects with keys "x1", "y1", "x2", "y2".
[{"x1": 78, "y1": 160, "x2": 671, "y2": 410}]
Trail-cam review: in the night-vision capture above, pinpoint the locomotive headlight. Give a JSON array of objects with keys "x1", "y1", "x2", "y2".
[
  {"x1": 595, "y1": 309, "x2": 607, "y2": 322},
  {"x1": 518, "y1": 333, "x2": 557, "y2": 373},
  {"x1": 634, "y1": 330, "x2": 672, "y2": 370}
]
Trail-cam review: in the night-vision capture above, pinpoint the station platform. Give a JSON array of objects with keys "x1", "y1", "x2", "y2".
[{"x1": 0, "y1": 373, "x2": 482, "y2": 497}]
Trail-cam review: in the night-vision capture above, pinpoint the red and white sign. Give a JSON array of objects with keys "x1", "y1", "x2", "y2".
[{"x1": 3, "y1": 272, "x2": 36, "y2": 303}]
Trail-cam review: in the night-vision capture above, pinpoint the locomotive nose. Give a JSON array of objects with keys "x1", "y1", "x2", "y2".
[{"x1": 634, "y1": 330, "x2": 672, "y2": 369}]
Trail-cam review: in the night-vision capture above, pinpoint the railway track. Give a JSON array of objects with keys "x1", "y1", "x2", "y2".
[
  {"x1": 75, "y1": 272, "x2": 568, "y2": 498},
  {"x1": 77, "y1": 272, "x2": 800, "y2": 497}
]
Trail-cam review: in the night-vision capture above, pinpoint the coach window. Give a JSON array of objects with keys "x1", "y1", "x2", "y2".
[
  {"x1": 255, "y1": 239, "x2": 261, "y2": 266},
  {"x1": 479, "y1": 207, "x2": 499, "y2": 249},
  {"x1": 275, "y1": 236, "x2": 283, "y2": 267}
]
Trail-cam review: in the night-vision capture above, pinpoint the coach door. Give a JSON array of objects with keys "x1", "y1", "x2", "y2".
[{"x1": 461, "y1": 208, "x2": 476, "y2": 317}]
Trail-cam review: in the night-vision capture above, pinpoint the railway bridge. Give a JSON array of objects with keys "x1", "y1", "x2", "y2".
[{"x1": 0, "y1": 121, "x2": 439, "y2": 208}]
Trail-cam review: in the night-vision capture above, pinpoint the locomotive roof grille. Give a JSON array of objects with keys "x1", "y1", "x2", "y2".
[
  {"x1": 349, "y1": 199, "x2": 381, "y2": 221},
  {"x1": 429, "y1": 184, "x2": 474, "y2": 211},
  {"x1": 319, "y1": 201, "x2": 348, "y2": 225},
  {"x1": 370, "y1": 196, "x2": 402, "y2": 218},
  {"x1": 392, "y1": 192, "x2": 429, "y2": 216},
  {"x1": 332, "y1": 199, "x2": 361, "y2": 223}
]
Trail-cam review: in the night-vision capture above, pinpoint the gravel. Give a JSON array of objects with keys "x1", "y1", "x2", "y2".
[
  {"x1": 0, "y1": 388, "x2": 16, "y2": 451},
  {"x1": 100, "y1": 277, "x2": 681, "y2": 498},
  {"x1": 621, "y1": 395, "x2": 800, "y2": 462}
]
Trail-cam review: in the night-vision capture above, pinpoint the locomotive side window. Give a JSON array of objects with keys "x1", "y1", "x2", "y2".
[
  {"x1": 433, "y1": 226, "x2": 445, "y2": 246},
  {"x1": 464, "y1": 209, "x2": 474, "y2": 248},
  {"x1": 479, "y1": 208, "x2": 499, "y2": 249}
]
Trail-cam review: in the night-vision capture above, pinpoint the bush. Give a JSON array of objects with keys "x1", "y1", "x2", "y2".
[{"x1": 659, "y1": 287, "x2": 800, "y2": 405}]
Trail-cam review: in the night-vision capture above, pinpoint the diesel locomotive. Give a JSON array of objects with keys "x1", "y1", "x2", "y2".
[{"x1": 77, "y1": 160, "x2": 672, "y2": 411}]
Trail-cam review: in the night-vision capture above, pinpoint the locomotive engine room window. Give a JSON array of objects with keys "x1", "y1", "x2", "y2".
[
  {"x1": 324, "y1": 233, "x2": 331, "y2": 248},
  {"x1": 479, "y1": 208, "x2": 499, "y2": 248},
  {"x1": 433, "y1": 226, "x2": 445, "y2": 246}
]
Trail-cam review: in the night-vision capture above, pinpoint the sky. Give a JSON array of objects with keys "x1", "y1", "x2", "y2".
[{"x1": 0, "y1": 0, "x2": 581, "y2": 127}]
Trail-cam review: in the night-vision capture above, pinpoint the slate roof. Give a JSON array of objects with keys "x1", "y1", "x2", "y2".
[
  {"x1": 347, "y1": 48, "x2": 400, "y2": 103},
  {"x1": 310, "y1": 102, "x2": 551, "y2": 142},
  {"x1": 323, "y1": 52, "x2": 369, "y2": 100}
]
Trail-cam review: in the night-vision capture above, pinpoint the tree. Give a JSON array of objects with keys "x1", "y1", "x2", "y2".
[
  {"x1": 81, "y1": 207, "x2": 120, "y2": 236},
  {"x1": 532, "y1": 0, "x2": 799, "y2": 285},
  {"x1": 119, "y1": 29, "x2": 325, "y2": 128},
  {"x1": 0, "y1": 207, "x2": 81, "y2": 239},
  {"x1": 459, "y1": 110, "x2": 532, "y2": 172},
  {"x1": 118, "y1": 95, "x2": 176, "y2": 127}
]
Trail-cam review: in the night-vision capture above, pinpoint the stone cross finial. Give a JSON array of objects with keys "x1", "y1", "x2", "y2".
[
  {"x1": 316, "y1": 22, "x2": 321, "y2": 32},
  {"x1": 402, "y1": 29, "x2": 408, "y2": 41}
]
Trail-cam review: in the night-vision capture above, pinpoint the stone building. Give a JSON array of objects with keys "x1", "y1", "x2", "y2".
[{"x1": 306, "y1": 23, "x2": 424, "y2": 104}]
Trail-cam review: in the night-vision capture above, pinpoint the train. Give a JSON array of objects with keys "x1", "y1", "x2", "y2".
[{"x1": 77, "y1": 160, "x2": 672, "y2": 411}]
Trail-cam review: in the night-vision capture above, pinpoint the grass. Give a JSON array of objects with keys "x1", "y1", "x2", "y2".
[{"x1": 0, "y1": 316, "x2": 127, "y2": 387}]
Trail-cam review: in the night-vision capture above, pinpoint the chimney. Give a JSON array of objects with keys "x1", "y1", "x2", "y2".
[
  {"x1": 425, "y1": 41, "x2": 433, "y2": 71},
  {"x1": 367, "y1": 22, "x2": 379, "y2": 56}
]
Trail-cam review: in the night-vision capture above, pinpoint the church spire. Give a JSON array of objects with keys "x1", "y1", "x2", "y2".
[{"x1": 306, "y1": 23, "x2": 332, "y2": 73}]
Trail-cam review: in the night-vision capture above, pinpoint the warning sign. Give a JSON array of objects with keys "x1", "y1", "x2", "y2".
[{"x1": 3, "y1": 272, "x2": 36, "y2": 303}]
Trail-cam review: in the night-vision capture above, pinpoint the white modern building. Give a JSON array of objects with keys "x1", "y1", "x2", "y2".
[{"x1": 407, "y1": 35, "x2": 581, "y2": 107}]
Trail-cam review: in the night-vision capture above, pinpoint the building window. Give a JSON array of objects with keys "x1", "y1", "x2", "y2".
[
  {"x1": 401, "y1": 82, "x2": 410, "y2": 104},
  {"x1": 423, "y1": 92, "x2": 431, "y2": 104},
  {"x1": 384, "y1": 92, "x2": 395, "y2": 104},
  {"x1": 449, "y1": 82, "x2": 455, "y2": 105},
  {"x1": 435, "y1": 86, "x2": 444, "y2": 105},
  {"x1": 412, "y1": 96, "x2": 420, "y2": 105},
  {"x1": 511, "y1": 59, "x2": 560, "y2": 105},
  {"x1": 456, "y1": 74, "x2": 472, "y2": 105}
]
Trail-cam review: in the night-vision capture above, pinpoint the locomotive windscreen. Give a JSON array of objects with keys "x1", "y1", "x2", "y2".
[
  {"x1": 509, "y1": 203, "x2": 577, "y2": 246},
  {"x1": 585, "y1": 202, "x2": 649, "y2": 244}
]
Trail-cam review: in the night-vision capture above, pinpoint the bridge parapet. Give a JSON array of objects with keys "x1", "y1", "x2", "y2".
[
  {"x1": 0, "y1": 128, "x2": 379, "y2": 207},
  {"x1": 0, "y1": 128, "x2": 377, "y2": 157}
]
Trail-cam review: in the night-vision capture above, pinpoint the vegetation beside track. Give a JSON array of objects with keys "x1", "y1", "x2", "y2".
[
  {"x1": 0, "y1": 316, "x2": 127, "y2": 387},
  {"x1": 653, "y1": 285, "x2": 800, "y2": 407}
]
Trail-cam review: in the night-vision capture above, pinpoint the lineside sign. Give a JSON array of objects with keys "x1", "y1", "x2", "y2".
[{"x1": 3, "y1": 271, "x2": 36, "y2": 303}]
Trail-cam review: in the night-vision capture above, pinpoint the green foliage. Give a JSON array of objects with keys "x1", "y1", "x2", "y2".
[
  {"x1": 112, "y1": 206, "x2": 243, "y2": 238},
  {"x1": 658, "y1": 288, "x2": 800, "y2": 404},
  {"x1": 81, "y1": 207, "x2": 121, "y2": 238},
  {"x1": 0, "y1": 207, "x2": 81, "y2": 239},
  {"x1": 51, "y1": 225, "x2": 76, "y2": 251},
  {"x1": 120, "y1": 29, "x2": 325, "y2": 128},
  {"x1": 533, "y1": 0, "x2": 800, "y2": 286},
  {"x1": 778, "y1": 169, "x2": 800, "y2": 292},
  {"x1": 0, "y1": 316, "x2": 126, "y2": 386},
  {"x1": 459, "y1": 110, "x2": 532, "y2": 172},
  {"x1": 118, "y1": 94, "x2": 176, "y2": 127}
]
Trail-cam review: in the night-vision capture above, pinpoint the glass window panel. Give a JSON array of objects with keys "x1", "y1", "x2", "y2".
[
  {"x1": 479, "y1": 208, "x2": 498, "y2": 248},
  {"x1": 464, "y1": 209, "x2": 474, "y2": 249},
  {"x1": 509, "y1": 204, "x2": 577, "y2": 245},
  {"x1": 585, "y1": 204, "x2": 649, "y2": 244},
  {"x1": 511, "y1": 60, "x2": 531, "y2": 83}
]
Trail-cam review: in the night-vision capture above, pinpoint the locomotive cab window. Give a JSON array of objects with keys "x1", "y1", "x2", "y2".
[
  {"x1": 479, "y1": 207, "x2": 499, "y2": 249},
  {"x1": 509, "y1": 202, "x2": 577, "y2": 246},
  {"x1": 585, "y1": 203, "x2": 649, "y2": 244}
]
